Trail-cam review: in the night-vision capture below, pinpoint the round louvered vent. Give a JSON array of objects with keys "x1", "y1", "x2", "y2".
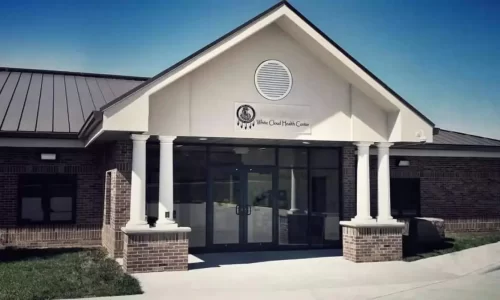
[{"x1": 254, "y1": 60, "x2": 292, "y2": 101}]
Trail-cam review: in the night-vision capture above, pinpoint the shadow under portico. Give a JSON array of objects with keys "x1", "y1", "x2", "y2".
[{"x1": 188, "y1": 248, "x2": 342, "y2": 270}]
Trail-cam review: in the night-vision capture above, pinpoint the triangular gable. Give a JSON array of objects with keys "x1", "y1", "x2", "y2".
[{"x1": 96, "y1": 1, "x2": 433, "y2": 129}]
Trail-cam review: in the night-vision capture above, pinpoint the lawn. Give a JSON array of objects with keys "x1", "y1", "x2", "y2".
[
  {"x1": 0, "y1": 248, "x2": 142, "y2": 300},
  {"x1": 404, "y1": 232, "x2": 500, "y2": 262}
]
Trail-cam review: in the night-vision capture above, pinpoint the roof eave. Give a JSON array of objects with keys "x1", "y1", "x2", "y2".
[{"x1": 78, "y1": 111, "x2": 103, "y2": 139}]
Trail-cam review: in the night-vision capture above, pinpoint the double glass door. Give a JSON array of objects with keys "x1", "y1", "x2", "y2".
[{"x1": 211, "y1": 166, "x2": 275, "y2": 249}]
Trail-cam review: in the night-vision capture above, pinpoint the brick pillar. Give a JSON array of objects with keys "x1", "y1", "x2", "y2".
[
  {"x1": 342, "y1": 224, "x2": 404, "y2": 262},
  {"x1": 342, "y1": 146, "x2": 356, "y2": 220},
  {"x1": 102, "y1": 141, "x2": 132, "y2": 258},
  {"x1": 122, "y1": 229, "x2": 190, "y2": 273}
]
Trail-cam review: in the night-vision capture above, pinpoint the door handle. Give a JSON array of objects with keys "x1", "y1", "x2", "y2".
[
  {"x1": 236, "y1": 204, "x2": 240, "y2": 215},
  {"x1": 247, "y1": 205, "x2": 252, "y2": 215}
]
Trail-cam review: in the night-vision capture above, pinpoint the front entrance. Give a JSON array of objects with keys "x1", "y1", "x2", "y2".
[
  {"x1": 146, "y1": 144, "x2": 342, "y2": 252},
  {"x1": 211, "y1": 166, "x2": 276, "y2": 250}
]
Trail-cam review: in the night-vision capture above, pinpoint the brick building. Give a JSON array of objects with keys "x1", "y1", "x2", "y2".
[{"x1": 0, "y1": 2, "x2": 499, "y2": 272}]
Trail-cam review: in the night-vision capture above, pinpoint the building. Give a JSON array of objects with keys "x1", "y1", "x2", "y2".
[{"x1": 1, "y1": 2, "x2": 499, "y2": 273}]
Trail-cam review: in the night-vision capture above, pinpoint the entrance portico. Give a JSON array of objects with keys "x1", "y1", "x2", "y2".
[{"x1": 86, "y1": 1, "x2": 433, "y2": 271}]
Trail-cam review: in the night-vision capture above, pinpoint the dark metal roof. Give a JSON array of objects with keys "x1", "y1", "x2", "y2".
[
  {"x1": 0, "y1": 68, "x2": 146, "y2": 134},
  {"x1": 432, "y1": 129, "x2": 500, "y2": 147}
]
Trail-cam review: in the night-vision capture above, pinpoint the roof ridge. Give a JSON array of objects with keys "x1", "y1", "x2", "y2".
[
  {"x1": 437, "y1": 128, "x2": 500, "y2": 143},
  {"x1": 0, "y1": 67, "x2": 149, "y2": 81}
]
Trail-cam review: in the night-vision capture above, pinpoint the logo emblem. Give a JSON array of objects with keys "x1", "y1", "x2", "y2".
[{"x1": 236, "y1": 104, "x2": 256, "y2": 129}]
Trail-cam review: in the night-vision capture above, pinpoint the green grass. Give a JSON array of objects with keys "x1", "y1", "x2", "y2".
[
  {"x1": 404, "y1": 232, "x2": 500, "y2": 262},
  {"x1": 0, "y1": 248, "x2": 142, "y2": 300}
]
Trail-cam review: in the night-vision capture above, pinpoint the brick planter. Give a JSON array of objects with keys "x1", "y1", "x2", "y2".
[
  {"x1": 340, "y1": 222, "x2": 404, "y2": 263},
  {"x1": 122, "y1": 227, "x2": 191, "y2": 273}
]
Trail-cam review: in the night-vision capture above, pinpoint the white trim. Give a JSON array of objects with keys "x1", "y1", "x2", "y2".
[
  {"x1": 0, "y1": 138, "x2": 84, "y2": 148},
  {"x1": 340, "y1": 220, "x2": 405, "y2": 228},
  {"x1": 368, "y1": 148, "x2": 500, "y2": 158},
  {"x1": 121, "y1": 226, "x2": 191, "y2": 234}
]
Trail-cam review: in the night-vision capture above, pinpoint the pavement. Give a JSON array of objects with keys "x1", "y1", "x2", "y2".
[{"x1": 87, "y1": 242, "x2": 500, "y2": 300}]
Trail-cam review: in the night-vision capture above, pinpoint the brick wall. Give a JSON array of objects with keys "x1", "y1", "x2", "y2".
[
  {"x1": 101, "y1": 141, "x2": 132, "y2": 258},
  {"x1": 0, "y1": 146, "x2": 105, "y2": 248},
  {"x1": 342, "y1": 226, "x2": 403, "y2": 262},
  {"x1": 342, "y1": 146, "x2": 356, "y2": 220},
  {"x1": 123, "y1": 231, "x2": 189, "y2": 273},
  {"x1": 369, "y1": 155, "x2": 500, "y2": 233}
]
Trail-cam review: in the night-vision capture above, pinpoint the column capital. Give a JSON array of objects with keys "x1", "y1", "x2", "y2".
[
  {"x1": 158, "y1": 135, "x2": 177, "y2": 143},
  {"x1": 130, "y1": 134, "x2": 150, "y2": 142},
  {"x1": 353, "y1": 142, "x2": 373, "y2": 148},
  {"x1": 376, "y1": 142, "x2": 394, "y2": 149}
]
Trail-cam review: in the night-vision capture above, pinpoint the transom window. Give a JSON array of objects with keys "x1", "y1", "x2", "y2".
[{"x1": 19, "y1": 174, "x2": 76, "y2": 224}]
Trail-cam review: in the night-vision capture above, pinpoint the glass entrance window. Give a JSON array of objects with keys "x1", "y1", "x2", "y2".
[
  {"x1": 310, "y1": 169, "x2": 340, "y2": 245},
  {"x1": 173, "y1": 146, "x2": 208, "y2": 247},
  {"x1": 147, "y1": 144, "x2": 208, "y2": 248},
  {"x1": 278, "y1": 168, "x2": 308, "y2": 245}
]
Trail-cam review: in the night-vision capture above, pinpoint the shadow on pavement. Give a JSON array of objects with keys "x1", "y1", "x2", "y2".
[{"x1": 188, "y1": 249, "x2": 342, "y2": 270}]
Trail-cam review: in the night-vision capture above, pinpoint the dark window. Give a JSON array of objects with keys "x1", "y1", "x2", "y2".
[
  {"x1": 19, "y1": 174, "x2": 76, "y2": 224},
  {"x1": 209, "y1": 146, "x2": 276, "y2": 166},
  {"x1": 309, "y1": 149, "x2": 339, "y2": 168},
  {"x1": 390, "y1": 178, "x2": 420, "y2": 217},
  {"x1": 279, "y1": 148, "x2": 307, "y2": 167}
]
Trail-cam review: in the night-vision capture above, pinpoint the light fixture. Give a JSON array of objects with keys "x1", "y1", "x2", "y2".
[
  {"x1": 199, "y1": 137, "x2": 208, "y2": 141},
  {"x1": 175, "y1": 145, "x2": 183, "y2": 148},
  {"x1": 41, "y1": 153, "x2": 56, "y2": 161},
  {"x1": 302, "y1": 141, "x2": 310, "y2": 145},
  {"x1": 259, "y1": 147, "x2": 266, "y2": 150},
  {"x1": 397, "y1": 159, "x2": 410, "y2": 167}
]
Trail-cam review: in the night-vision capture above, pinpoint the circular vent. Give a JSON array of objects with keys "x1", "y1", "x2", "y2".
[{"x1": 255, "y1": 60, "x2": 292, "y2": 101}]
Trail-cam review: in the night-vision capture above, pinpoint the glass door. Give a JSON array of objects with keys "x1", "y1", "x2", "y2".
[
  {"x1": 209, "y1": 166, "x2": 276, "y2": 250},
  {"x1": 211, "y1": 167, "x2": 242, "y2": 245},
  {"x1": 244, "y1": 168, "x2": 274, "y2": 245}
]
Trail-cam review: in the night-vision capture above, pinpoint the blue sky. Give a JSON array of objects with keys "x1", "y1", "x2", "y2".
[{"x1": 1, "y1": 0, "x2": 499, "y2": 138}]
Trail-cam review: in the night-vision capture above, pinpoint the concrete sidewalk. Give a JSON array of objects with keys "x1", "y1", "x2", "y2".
[{"x1": 87, "y1": 242, "x2": 500, "y2": 300}]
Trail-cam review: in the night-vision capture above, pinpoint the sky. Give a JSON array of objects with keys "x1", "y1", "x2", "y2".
[{"x1": 0, "y1": 0, "x2": 499, "y2": 138}]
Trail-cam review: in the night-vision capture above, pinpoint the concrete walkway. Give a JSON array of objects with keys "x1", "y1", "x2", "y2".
[{"x1": 90, "y1": 242, "x2": 500, "y2": 300}]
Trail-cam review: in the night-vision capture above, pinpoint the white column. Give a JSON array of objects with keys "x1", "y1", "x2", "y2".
[
  {"x1": 377, "y1": 142, "x2": 396, "y2": 223},
  {"x1": 352, "y1": 142, "x2": 375, "y2": 223},
  {"x1": 288, "y1": 168, "x2": 299, "y2": 214},
  {"x1": 156, "y1": 136, "x2": 178, "y2": 227},
  {"x1": 126, "y1": 134, "x2": 150, "y2": 229}
]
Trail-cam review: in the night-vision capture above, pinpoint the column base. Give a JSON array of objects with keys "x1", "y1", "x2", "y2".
[
  {"x1": 350, "y1": 216, "x2": 377, "y2": 224},
  {"x1": 340, "y1": 221, "x2": 404, "y2": 263},
  {"x1": 124, "y1": 221, "x2": 150, "y2": 231},
  {"x1": 122, "y1": 227, "x2": 191, "y2": 273},
  {"x1": 155, "y1": 219, "x2": 178, "y2": 228},
  {"x1": 376, "y1": 217, "x2": 399, "y2": 224}
]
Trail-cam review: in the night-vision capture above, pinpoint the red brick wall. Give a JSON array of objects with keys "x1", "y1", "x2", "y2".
[
  {"x1": 342, "y1": 226, "x2": 403, "y2": 262},
  {"x1": 101, "y1": 141, "x2": 132, "y2": 257},
  {"x1": 0, "y1": 146, "x2": 105, "y2": 248},
  {"x1": 369, "y1": 155, "x2": 500, "y2": 232},
  {"x1": 123, "y1": 231, "x2": 189, "y2": 273}
]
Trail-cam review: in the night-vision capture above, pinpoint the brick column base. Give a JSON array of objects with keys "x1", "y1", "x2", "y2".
[
  {"x1": 340, "y1": 222, "x2": 404, "y2": 263},
  {"x1": 122, "y1": 228, "x2": 191, "y2": 273}
]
